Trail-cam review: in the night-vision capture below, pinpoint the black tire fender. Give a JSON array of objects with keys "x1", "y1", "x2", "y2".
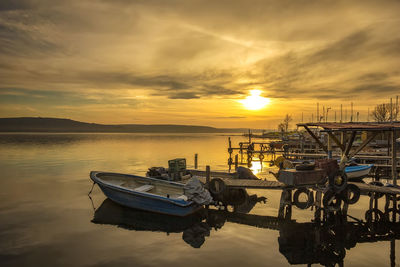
[
  {"x1": 323, "y1": 190, "x2": 342, "y2": 210},
  {"x1": 384, "y1": 208, "x2": 400, "y2": 222},
  {"x1": 209, "y1": 178, "x2": 226, "y2": 196},
  {"x1": 365, "y1": 208, "x2": 384, "y2": 223},
  {"x1": 341, "y1": 184, "x2": 361, "y2": 205},
  {"x1": 333, "y1": 171, "x2": 348, "y2": 193},
  {"x1": 293, "y1": 188, "x2": 314, "y2": 209}
]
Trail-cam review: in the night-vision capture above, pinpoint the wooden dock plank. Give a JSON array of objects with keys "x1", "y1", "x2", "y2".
[
  {"x1": 191, "y1": 169, "x2": 400, "y2": 194},
  {"x1": 195, "y1": 175, "x2": 400, "y2": 195},
  {"x1": 189, "y1": 169, "x2": 235, "y2": 179},
  {"x1": 196, "y1": 176, "x2": 286, "y2": 189},
  {"x1": 349, "y1": 182, "x2": 400, "y2": 195}
]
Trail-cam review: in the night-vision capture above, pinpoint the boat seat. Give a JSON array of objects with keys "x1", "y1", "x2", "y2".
[{"x1": 133, "y1": 184, "x2": 154, "y2": 192}]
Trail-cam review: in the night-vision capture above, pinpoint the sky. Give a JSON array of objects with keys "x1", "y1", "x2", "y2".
[{"x1": 0, "y1": 0, "x2": 400, "y2": 129}]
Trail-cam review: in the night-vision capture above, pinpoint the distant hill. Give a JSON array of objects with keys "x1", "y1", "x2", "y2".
[{"x1": 0, "y1": 117, "x2": 259, "y2": 133}]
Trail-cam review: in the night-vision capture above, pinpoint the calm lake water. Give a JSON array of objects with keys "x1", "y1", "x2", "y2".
[{"x1": 0, "y1": 133, "x2": 399, "y2": 266}]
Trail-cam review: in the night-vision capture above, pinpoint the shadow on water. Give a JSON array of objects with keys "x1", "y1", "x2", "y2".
[{"x1": 91, "y1": 194, "x2": 400, "y2": 266}]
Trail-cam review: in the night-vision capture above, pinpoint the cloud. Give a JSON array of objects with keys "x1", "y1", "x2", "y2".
[
  {"x1": 0, "y1": 0, "x2": 400, "y2": 123},
  {"x1": 0, "y1": 22, "x2": 61, "y2": 57},
  {"x1": 0, "y1": 0, "x2": 32, "y2": 11},
  {"x1": 215, "y1": 116, "x2": 246, "y2": 119}
]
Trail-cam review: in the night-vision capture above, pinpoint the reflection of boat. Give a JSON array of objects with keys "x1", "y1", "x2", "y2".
[
  {"x1": 92, "y1": 199, "x2": 204, "y2": 233},
  {"x1": 90, "y1": 171, "x2": 202, "y2": 216},
  {"x1": 92, "y1": 199, "x2": 209, "y2": 248},
  {"x1": 345, "y1": 164, "x2": 373, "y2": 179}
]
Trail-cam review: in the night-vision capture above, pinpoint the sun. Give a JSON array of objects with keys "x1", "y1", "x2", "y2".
[{"x1": 240, "y1": 90, "x2": 271, "y2": 110}]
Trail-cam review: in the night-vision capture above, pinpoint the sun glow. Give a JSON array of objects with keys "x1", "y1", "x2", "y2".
[
  {"x1": 240, "y1": 90, "x2": 270, "y2": 110},
  {"x1": 250, "y1": 160, "x2": 263, "y2": 175}
]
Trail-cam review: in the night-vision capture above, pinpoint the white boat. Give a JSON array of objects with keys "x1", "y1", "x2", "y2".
[
  {"x1": 345, "y1": 164, "x2": 373, "y2": 179},
  {"x1": 90, "y1": 171, "x2": 202, "y2": 216}
]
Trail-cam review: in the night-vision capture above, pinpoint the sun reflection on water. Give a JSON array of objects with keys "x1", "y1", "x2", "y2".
[{"x1": 249, "y1": 160, "x2": 263, "y2": 175}]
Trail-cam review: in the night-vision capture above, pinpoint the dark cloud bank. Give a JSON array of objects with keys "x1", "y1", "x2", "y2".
[{"x1": 0, "y1": 0, "x2": 399, "y2": 104}]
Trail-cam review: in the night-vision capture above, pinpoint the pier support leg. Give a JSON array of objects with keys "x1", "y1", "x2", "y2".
[
  {"x1": 391, "y1": 239, "x2": 396, "y2": 267},
  {"x1": 278, "y1": 189, "x2": 292, "y2": 220},
  {"x1": 342, "y1": 202, "x2": 349, "y2": 217},
  {"x1": 234, "y1": 154, "x2": 238, "y2": 170},
  {"x1": 314, "y1": 191, "x2": 322, "y2": 222},
  {"x1": 205, "y1": 166, "x2": 210, "y2": 187},
  {"x1": 205, "y1": 165, "x2": 211, "y2": 209},
  {"x1": 228, "y1": 137, "x2": 233, "y2": 172},
  {"x1": 194, "y1": 153, "x2": 198, "y2": 169},
  {"x1": 393, "y1": 197, "x2": 397, "y2": 223},
  {"x1": 392, "y1": 130, "x2": 398, "y2": 186},
  {"x1": 328, "y1": 134, "x2": 332, "y2": 159}
]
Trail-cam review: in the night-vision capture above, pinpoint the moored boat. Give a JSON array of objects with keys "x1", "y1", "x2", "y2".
[
  {"x1": 345, "y1": 164, "x2": 373, "y2": 179},
  {"x1": 90, "y1": 171, "x2": 202, "y2": 216}
]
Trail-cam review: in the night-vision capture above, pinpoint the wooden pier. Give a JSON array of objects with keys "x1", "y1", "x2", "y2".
[{"x1": 194, "y1": 173, "x2": 400, "y2": 195}]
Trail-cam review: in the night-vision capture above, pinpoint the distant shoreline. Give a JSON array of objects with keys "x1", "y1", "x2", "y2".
[
  {"x1": 0, "y1": 117, "x2": 266, "y2": 134},
  {"x1": 0, "y1": 132, "x2": 245, "y2": 135}
]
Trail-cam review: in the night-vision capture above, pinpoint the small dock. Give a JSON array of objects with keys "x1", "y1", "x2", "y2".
[{"x1": 194, "y1": 174, "x2": 400, "y2": 195}]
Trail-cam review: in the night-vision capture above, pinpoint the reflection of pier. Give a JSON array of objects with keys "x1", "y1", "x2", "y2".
[{"x1": 91, "y1": 196, "x2": 400, "y2": 266}]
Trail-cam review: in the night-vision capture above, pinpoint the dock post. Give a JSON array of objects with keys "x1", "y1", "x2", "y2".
[
  {"x1": 391, "y1": 130, "x2": 397, "y2": 184},
  {"x1": 391, "y1": 239, "x2": 396, "y2": 267},
  {"x1": 327, "y1": 134, "x2": 332, "y2": 159},
  {"x1": 234, "y1": 154, "x2": 238, "y2": 170},
  {"x1": 228, "y1": 137, "x2": 233, "y2": 172},
  {"x1": 314, "y1": 191, "x2": 322, "y2": 222},
  {"x1": 194, "y1": 153, "x2": 198, "y2": 169},
  {"x1": 206, "y1": 165, "x2": 211, "y2": 187},
  {"x1": 278, "y1": 189, "x2": 292, "y2": 219}
]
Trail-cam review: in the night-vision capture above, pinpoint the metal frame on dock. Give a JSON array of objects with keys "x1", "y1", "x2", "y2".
[
  {"x1": 196, "y1": 122, "x2": 400, "y2": 222},
  {"x1": 297, "y1": 122, "x2": 400, "y2": 184}
]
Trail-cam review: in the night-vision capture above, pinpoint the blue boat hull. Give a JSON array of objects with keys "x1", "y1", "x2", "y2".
[
  {"x1": 91, "y1": 171, "x2": 202, "y2": 217},
  {"x1": 345, "y1": 164, "x2": 373, "y2": 178}
]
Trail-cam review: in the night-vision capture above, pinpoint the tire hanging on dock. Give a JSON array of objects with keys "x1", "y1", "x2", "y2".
[
  {"x1": 365, "y1": 208, "x2": 385, "y2": 224},
  {"x1": 368, "y1": 181, "x2": 385, "y2": 199},
  {"x1": 323, "y1": 190, "x2": 342, "y2": 210},
  {"x1": 341, "y1": 184, "x2": 361, "y2": 205},
  {"x1": 384, "y1": 208, "x2": 400, "y2": 222},
  {"x1": 293, "y1": 188, "x2": 314, "y2": 209},
  {"x1": 208, "y1": 178, "x2": 226, "y2": 196},
  {"x1": 332, "y1": 171, "x2": 348, "y2": 193}
]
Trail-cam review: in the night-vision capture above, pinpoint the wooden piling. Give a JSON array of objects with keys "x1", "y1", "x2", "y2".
[
  {"x1": 206, "y1": 165, "x2": 211, "y2": 186},
  {"x1": 327, "y1": 134, "x2": 332, "y2": 159},
  {"x1": 194, "y1": 153, "x2": 198, "y2": 169},
  {"x1": 235, "y1": 154, "x2": 238, "y2": 169},
  {"x1": 391, "y1": 239, "x2": 396, "y2": 267},
  {"x1": 392, "y1": 130, "x2": 398, "y2": 185},
  {"x1": 228, "y1": 137, "x2": 233, "y2": 170}
]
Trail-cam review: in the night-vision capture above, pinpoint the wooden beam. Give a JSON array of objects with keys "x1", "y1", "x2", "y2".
[
  {"x1": 344, "y1": 131, "x2": 357, "y2": 156},
  {"x1": 327, "y1": 132, "x2": 345, "y2": 151},
  {"x1": 339, "y1": 131, "x2": 356, "y2": 170},
  {"x1": 303, "y1": 126, "x2": 328, "y2": 153},
  {"x1": 348, "y1": 132, "x2": 379, "y2": 158}
]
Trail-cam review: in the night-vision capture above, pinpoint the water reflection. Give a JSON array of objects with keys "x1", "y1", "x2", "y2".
[
  {"x1": 92, "y1": 196, "x2": 400, "y2": 266},
  {"x1": 0, "y1": 133, "x2": 216, "y2": 146}
]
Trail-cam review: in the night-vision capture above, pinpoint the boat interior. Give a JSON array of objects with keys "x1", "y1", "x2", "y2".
[{"x1": 96, "y1": 173, "x2": 187, "y2": 200}]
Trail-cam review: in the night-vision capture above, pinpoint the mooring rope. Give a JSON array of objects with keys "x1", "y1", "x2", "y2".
[{"x1": 88, "y1": 182, "x2": 96, "y2": 196}]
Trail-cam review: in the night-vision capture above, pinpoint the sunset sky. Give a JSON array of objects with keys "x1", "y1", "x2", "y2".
[{"x1": 1, "y1": 0, "x2": 400, "y2": 128}]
